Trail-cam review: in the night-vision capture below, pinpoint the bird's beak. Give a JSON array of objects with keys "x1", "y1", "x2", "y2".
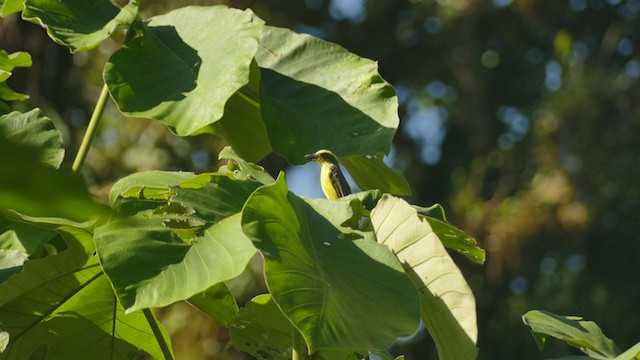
[{"x1": 304, "y1": 153, "x2": 317, "y2": 161}]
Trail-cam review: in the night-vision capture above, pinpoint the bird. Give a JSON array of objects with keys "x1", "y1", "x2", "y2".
[{"x1": 304, "y1": 149, "x2": 352, "y2": 199}]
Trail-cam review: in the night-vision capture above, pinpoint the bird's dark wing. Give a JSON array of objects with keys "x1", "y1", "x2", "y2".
[{"x1": 330, "y1": 165, "x2": 351, "y2": 197}]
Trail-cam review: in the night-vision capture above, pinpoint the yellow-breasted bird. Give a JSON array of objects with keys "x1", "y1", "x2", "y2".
[{"x1": 304, "y1": 149, "x2": 352, "y2": 199}]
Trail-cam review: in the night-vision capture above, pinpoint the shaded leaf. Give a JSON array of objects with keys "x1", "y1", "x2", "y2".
[
  {"x1": 105, "y1": 5, "x2": 264, "y2": 135},
  {"x1": 370, "y1": 195, "x2": 478, "y2": 360},
  {"x1": 0, "y1": 226, "x2": 173, "y2": 359},
  {"x1": 340, "y1": 154, "x2": 410, "y2": 196},
  {"x1": 187, "y1": 282, "x2": 238, "y2": 326},
  {"x1": 241, "y1": 175, "x2": 420, "y2": 353},
  {"x1": 413, "y1": 204, "x2": 484, "y2": 263},
  {"x1": 0, "y1": 132, "x2": 107, "y2": 222},
  {"x1": 256, "y1": 26, "x2": 399, "y2": 164},
  {"x1": 0, "y1": 109, "x2": 64, "y2": 168},
  {"x1": 522, "y1": 310, "x2": 620, "y2": 358},
  {"x1": 414, "y1": 203, "x2": 447, "y2": 222},
  {"x1": 228, "y1": 294, "x2": 293, "y2": 360},
  {"x1": 214, "y1": 61, "x2": 272, "y2": 162},
  {"x1": 424, "y1": 217, "x2": 485, "y2": 264},
  {"x1": 0, "y1": 216, "x2": 56, "y2": 256},
  {"x1": 22, "y1": 0, "x2": 139, "y2": 52}
]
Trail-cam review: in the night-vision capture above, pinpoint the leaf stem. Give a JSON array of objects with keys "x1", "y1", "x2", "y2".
[
  {"x1": 143, "y1": 308, "x2": 175, "y2": 360},
  {"x1": 71, "y1": 84, "x2": 110, "y2": 172},
  {"x1": 292, "y1": 328, "x2": 303, "y2": 360}
]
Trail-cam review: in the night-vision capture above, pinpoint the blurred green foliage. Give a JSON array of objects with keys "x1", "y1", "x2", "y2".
[{"x1": 2, "y1": 0, "x2": 640, "y2": 359}]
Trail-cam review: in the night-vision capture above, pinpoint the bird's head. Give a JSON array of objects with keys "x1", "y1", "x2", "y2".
[{"x1": 304, "y1": 149, "x2": 339, "y2": 164}]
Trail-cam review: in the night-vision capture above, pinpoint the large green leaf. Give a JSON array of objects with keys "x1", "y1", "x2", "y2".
[
  {"x1": 228, "y1": 294, "x2": 294, "y2": 360},
  {"x1": 104, "y1": 6, "x2": 264, "y2": 136},
  {"x1": 96, "y1": 173, "x2": 259, "y2": 312},
  {"x1": 228, "y1": 294, "x2": 375, "y2": 360},
  {"x1": 218, "y1": 146, "x2": 275, "y2": 185},
  {"x1": 423, "y1": 216, "x2": 485, "y2": 264},
  {"x1": 241, "y1": 175, "x2": 420, "y2": 353},
  {"x1": 108, "y1": 170, "x2": 197, "y2": 206},
  {"x1": 522, "y1": 310, "x2": 620, "y2": 359},
  {"x1": 0, "y1": 226, "x2": 173, "y2": 359},
  {"x1": 255, "y1": 26, "x2": 399, "y2": 164},
  {"x1": 186, "y1": 282, "x2": 238, "y2": 327},
  {"x1": 213, "y1": 61, "x2": 272, "y2": 162},
  {"x1": 0, "y1": 109, "x2": 64, "y2": 168},
  {"x1": 0, "y1": 0, "x2": 24, "y2": 16},
  {"x1": 21, "y1": 0, "x2": 139, "y2": 53},
  {"x1": 0, "y1": 126, "x2": 107, "y2": 222},
  {"x1": 370, "y1": 195, "x2": 478, "y2": 360},
  {"x1": 340, "y1": 154, "x2": 410, "y2": 196},
  {"x1": 0, "y1": 216, "x2": 56, "y2": 256}
]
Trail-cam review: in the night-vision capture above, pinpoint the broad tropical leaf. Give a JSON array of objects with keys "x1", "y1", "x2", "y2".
[
  {"x1": 187, "y1": 282, "x2": 238, "y2": 326},
  {"x1": 0, "y1": 0, "x2": 24, "y2": 16},
  {"x1": 218, "y1": 146, "x2": 275, "y2": 185},
  {"x1": 96, "y1": 173, "x2": 259, "y2": 312},
  {"x1": 340, "y1": 154, "x2": 410, "y2": 196},
  {"x1": 0, "y1": 109, "x2": 64, "y2": 168},
  {"x1": 0, "y1": 124, "x2": 106, "y2": 222},
  {"x1": 522, "y1": 310, "x2": 620, "y2": 358},
  {"x1": 228, "y1": 294, "x2": 378, "y2": 360},
  {"x1": 256, "y1": 26, "x2": 399, "y2": 164},
  {"x1": 0, "y1": 226, "x2": 172, "y2": 359},
  {"x1": 22, "y1": 0, "x2": 139, "y2": 52},
  {"x1": 214, "y1": 61, "x2": 272, "y2": 162},
  {"x1": 104, "y1": 6, "x2": 264, "y2": 135},
  {"x1": 370, "y1": 195, "x2": 478, "y2": 360},
  {"x1": 228, "y1": 294, "x2": 293, "y2": 360},
  {"x1": 242, "y1": 175, "x2": 420, "y2": 353}
]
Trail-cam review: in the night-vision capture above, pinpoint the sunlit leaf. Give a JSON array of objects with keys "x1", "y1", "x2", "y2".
[
  {"x1": 615, "y1": 342, "x2": 640, "y2": 360},
  {"x1": 522, "y1": 310, "x2": 620, "y2": 358},
  {"x1": 370, "y1": 195, "x2": 478, "y2": 360},
  {"x1": 218, "y1": 146, "x2": 275, "y2": 185},
  {"x1": 108, "y1": 170, "x2": 196, "y2": 206},
  {"x1": 22, "y1": 0, "x2": 139, "y2": 52},
  {"x1": 105, "y1": 5, "x2": 264, "y2": 135},
  {"x1": 242, "y1": 175, "x2": 420, "y2": 353},
  {"x1": 0, "y1": 51, "x2": 32, "y2": 71},
  {"x1": 0, "y1": 82, "x2": 28, "y2": 102},
  {"x1": 256, "y1": 26, "x2": 399, "y2": 164},
  {"x1": 96, "y1": 173, "x2": 259, "y2": 312},
  {"x1": 0, "y1": 0, "x2": 25, "y2": 16}
]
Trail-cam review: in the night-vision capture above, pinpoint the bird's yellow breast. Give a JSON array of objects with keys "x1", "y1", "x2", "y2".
[{"x1": 320, "y1": 162, "x2": 340, "y2": 200}]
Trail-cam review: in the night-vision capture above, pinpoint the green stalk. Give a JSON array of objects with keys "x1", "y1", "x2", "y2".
[
  {"x1": 143, "y1": 308, "x2": 175, "y2": 360},
  {"x1": 292, "y1": 328, "x2": 303, "y2": 360},
  {"x1": 71, "y1": 84, "x2": 110, "y2": 172}
]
